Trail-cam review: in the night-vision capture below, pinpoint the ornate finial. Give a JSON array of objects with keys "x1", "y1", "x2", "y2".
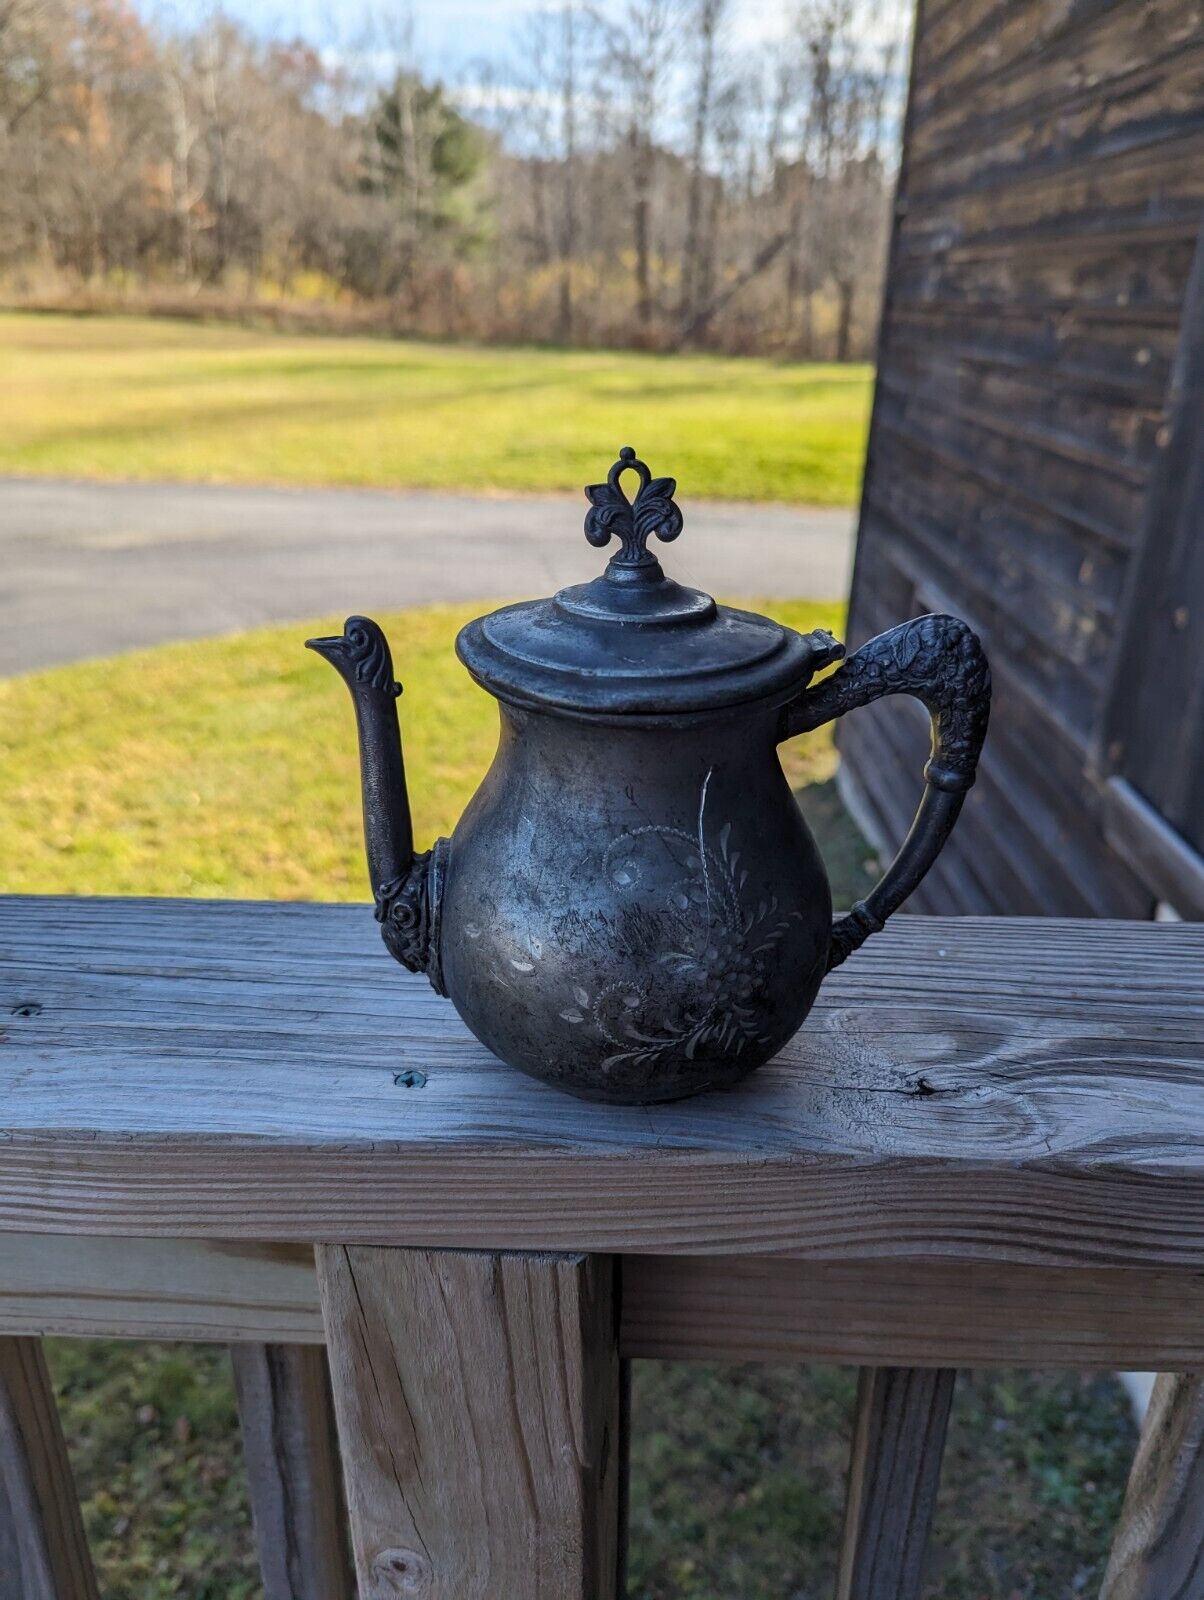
[{"x1": 584, "y1": 446, "x2": 684, "y2": 568}]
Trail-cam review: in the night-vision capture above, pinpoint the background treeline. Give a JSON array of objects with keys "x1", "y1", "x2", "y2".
[{"x1": 0, "y1": 0, "x2": 906, "y2": 357}]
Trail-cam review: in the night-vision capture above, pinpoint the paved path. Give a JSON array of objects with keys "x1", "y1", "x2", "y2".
[{"x1": 0, "y1": 478, "x2": 855, "y2": 677}]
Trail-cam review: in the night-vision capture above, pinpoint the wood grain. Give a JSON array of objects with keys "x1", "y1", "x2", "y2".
[
  {"x1": 0, "y1": 1337, "x2": 99, "y2": 1600},
  {"x1": 8, "y1": 1235, "x2": 1204, "y2": 1370},
  {"x1": 1, "y1": 898, "x2": 1203, "y2": 1265},
  {"x1": 1104, "y1": 217, "x2": 1204, "y2": 864},
  {"x1": 316, "y1": 1246, "x2": 621, "y2": 1600},
  {"x1": 618, "y1": 1258, "x2": 1204, "y2": 1371},
  {"x1": 1100, "y1": 1372, "x2": 1204, "y2": 1599},
  {"x1": 835, "y1": 1366, "x2": 956, "y2": 1600},
  {"x1": 842, "y1": 0, "x2": 1204, "y2": 920},
  {"x1": 0, "y1": 1235, "x2": 324, "y2": 1343},
  {"x1": 231, "y1": 1343, "x2": 353, "y2": 1600}
]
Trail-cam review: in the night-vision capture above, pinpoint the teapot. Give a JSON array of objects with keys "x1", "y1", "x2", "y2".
[{"x1": 308, "y1": 447, "x2": 990, "y2": 1103}]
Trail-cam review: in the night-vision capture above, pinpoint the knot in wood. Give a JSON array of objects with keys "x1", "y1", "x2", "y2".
[{"x1": 369, "y1": 1546, "x2": 433, "y2": 1598}]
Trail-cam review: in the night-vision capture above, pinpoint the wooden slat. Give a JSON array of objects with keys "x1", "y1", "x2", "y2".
[
  {"x1": 316, "y1": 1246, "x2": 621, "y2": 1600},
  {"x1": 835, "y1": 1366, "x2": 956, "y2": 1600},
  {"x1": 877, "y1": 342, "x2": 1161, "y2": 481},
  {"x1": 910, "y1": 0, "x2": 1203, "y2": 173},
  {"x1": 0, "y1": 1236, "x2": 324, "y2": 1344},
  {"x1": 230, "y1": 1342, "x2": 353, "y2": 1600},
  {"x1": 888, "y1": 304, "x2": 1179, "y2": 395},
  {"x1": 904, "y1": 98, "x2": 1204, "y2": 217},
  {"x1": 872, "y1": 397, "x2": 1145, "y2": 558},
  {"x1": 1, "y1": 898, "x2": 1203, "y2": 1266},
  {"x1": 8, "y1": 1236, "x2": 1204, "y2": 1371},
  {"x1": 1103, "y1": 778, "x2": 1204, "y2": 920},
  {"x1": 0, "y1": 1337, "x2": 99, "y2": 1600},
  {"x1": 616, "y1": 1357, "x2": 632, "y2": 1600},
  {"x1": 620, "y1": 1258, "x2": 1204, "y2": 1371},
  {"x1": 845, "y1": 0, "x2": 1203, "y2": 926},
  {"x1": 889, "y1": 224, "x2": 1197, "y2": 315},
  {"x1": 1104, "y1": 219, "x2": 1204, "y2": 857},
  {"x1": 1100, "y1": 1372, "x2": 1204, "y2": 1598}
]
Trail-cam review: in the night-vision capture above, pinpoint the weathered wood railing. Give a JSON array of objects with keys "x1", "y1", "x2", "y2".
[{"x1": 1, "y1": 896, "x2": 1202, "y2": 1597}]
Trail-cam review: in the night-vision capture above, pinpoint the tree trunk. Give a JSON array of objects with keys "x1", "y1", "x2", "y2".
[
  {"x1": 557, "y1": 0, "x2": 576, "y2": 343},
  {"x1": 836, "y1": 276, "x2": 855, "y2": 361},
  {"x1": 680, "y1": 0, "x2": 719, "y2": 338},
  {"x1": 633, "y1": 136, "x2": 653, "y2": 331}
]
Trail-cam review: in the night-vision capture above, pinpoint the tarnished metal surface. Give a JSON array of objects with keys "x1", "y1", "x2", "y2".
[{"x1": 310, "y1": 450, "x2": 990, "y2": 1102}]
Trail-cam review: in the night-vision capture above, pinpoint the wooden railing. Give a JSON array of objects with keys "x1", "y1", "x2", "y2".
[{"x1": 1, "y1": 895, "x2": 1202, "y2": 1598}]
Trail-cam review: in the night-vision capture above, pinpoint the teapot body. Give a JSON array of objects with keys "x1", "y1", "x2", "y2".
[
  {"x1": 440, "y1": 704, "x2": 831, "y2": 1102},
  {"x1": 309, "y1": 447, "x2": 991, "y2": 1106}
]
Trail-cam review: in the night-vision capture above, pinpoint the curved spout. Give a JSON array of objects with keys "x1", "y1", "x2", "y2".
[
  {"x1": 306, "y1": 616, "x2": 414, "y2": 892},
  {"x1": 306, "y1": 617, "x2": 447, "y2": 993}
]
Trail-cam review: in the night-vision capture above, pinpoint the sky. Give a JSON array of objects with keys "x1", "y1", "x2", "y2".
[
  {"x1": 153, "y1": 0, "x2": 910, "y2": 156},
  {"x1": 163, "y1": 0, "x2": 813, "y2": 84}
]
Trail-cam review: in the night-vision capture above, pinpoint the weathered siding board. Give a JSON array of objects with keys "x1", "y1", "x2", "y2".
[
  {"x1": 842, "y1": 0, "x2": 1204, "y2": 917},
  {"x1": 1105, "y1": 220, "x2": 1204, "y2": 863},
  {"x1": 911, "y1": 0, "x2": 1203, "y2": 168}
]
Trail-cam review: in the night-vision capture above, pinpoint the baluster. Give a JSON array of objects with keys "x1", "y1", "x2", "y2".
[
  {"x1": 231, "y1": 1341, "x2": 354, "y2": 1600},
  {"x1": 1100, "y1": 1371, "x2": 1204, "y2": 1599},
  {"x1": 0, "y1": 1336, "x2": 99, "y2": 1600},
  {"x1": 835, "y1": 1365, "x2": 957, "y2": 1600}
]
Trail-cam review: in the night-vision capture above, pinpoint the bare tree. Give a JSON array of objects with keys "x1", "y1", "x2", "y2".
[
  {"x1": 678, "y1": 0, "x2": 727, "y2": 339},
  {"x1": 591, "y1": 0, "x2": 680, "y2": 336},
  {"x1": 0, "y1": 0, "x2": 905, "y2": 358},
  {"x1": 558, "y1": 1, "x2": 577, "y2": 341}
]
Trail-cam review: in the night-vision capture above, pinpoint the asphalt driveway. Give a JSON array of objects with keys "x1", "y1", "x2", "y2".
[{"x1": 0, "y1": 478, "x2": 855, "y2": 677}]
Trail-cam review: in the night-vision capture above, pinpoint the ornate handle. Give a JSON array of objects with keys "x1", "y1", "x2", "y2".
[{"x1": 781, "y1": 614, "x2": 991, "y2": 970}]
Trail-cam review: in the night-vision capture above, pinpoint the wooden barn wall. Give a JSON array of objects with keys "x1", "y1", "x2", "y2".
[{"x1": 840, "y1": 0, "x2": 1204, "y2": 917}]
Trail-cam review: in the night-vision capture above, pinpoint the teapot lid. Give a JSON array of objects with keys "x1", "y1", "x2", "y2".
[{"x1": 456, "y1": 447, "x2": 844, "y2": 721}]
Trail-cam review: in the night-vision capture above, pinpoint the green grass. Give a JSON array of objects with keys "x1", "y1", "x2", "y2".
[
  {"x1": 45, "y1": 1340, "x2": 1136, "y2": 1599},
  {"x1": 0, "y1": 599, "x2": 863, "y2": 900},
  {"x1": 630, "y1": 1363, "x2": 1135, "y2": 1599},
  {"x1": 0, "y1": 312, "x2": 871, "y2": 504}
]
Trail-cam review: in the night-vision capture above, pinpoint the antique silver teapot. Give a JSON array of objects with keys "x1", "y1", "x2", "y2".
[{"x1": 309, "y1": 447, "x2": 990, "y2": 1103}]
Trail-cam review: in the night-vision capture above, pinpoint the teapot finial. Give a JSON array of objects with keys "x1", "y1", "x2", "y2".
[{"x1": 584, "y1": 446, "x2": 684, "y2": 572}]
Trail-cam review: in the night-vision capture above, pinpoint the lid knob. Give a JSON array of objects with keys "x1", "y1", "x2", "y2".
[{"x1": 584, "y1": 446, "x2": 683, "y2": 580}]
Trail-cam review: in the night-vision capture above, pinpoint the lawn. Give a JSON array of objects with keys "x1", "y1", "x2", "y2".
[
  {"x1": 0, "y1": 599, "x2": 861, "y2": 900},
  {"x1": 3, "y1": 603, "x2": 1138, "y2": 1597},
  {"x1": 0, "y1": 312, "x2": 871, "y2": 504}
]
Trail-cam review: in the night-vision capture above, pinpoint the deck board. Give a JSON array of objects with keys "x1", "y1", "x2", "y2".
[{"x1": 0, "y1": 896, "x2": 1201, "y2": 1265}]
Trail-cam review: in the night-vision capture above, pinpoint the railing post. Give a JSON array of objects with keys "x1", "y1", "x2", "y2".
[
  {"x1": 316, "y1": 1246, "x2": 623, "y2": 1600},
  {"x1": 835, "y1": 1365, "x2": 956, "y2": 1600},
  {"x1": 1100, "y1": 1371, "x2": 1204, "y2": 1598},
  {"x1": 231, "y1": 1342, "x2": 354, "y2": 1600},
  {"x1": 0, "y1": 1336, "x2": 99, "y2": 1600}
]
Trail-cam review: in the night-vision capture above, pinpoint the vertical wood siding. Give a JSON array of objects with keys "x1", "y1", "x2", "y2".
[{"x1": 842, "y1": 0, "x2": 1204, "y2": 915}]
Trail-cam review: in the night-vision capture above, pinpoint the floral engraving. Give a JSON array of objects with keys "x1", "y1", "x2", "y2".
[{"x1": 559, "y1": 815, "x2": 801, "y2": 1076}]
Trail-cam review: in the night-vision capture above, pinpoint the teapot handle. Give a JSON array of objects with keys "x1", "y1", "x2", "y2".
[{"x1": 779, "y1": 614, "x2": 991, "y2": 971}]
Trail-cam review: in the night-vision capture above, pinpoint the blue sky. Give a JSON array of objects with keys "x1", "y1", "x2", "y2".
[{"x1": 163, "y1": 0, "x2": 798, "y2": 82}]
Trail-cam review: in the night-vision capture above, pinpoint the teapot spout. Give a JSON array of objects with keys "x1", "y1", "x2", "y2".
[{"x1": 306, "y1": 616, "x2": 446, "y2": 992}]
